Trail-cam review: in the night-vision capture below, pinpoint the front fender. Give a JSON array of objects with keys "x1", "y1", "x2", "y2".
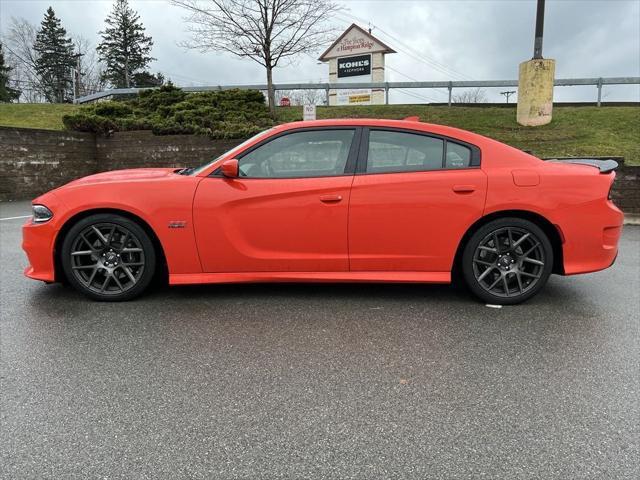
[{"x1": 45, "y1": 176, "x2": 203, "y2": 277}]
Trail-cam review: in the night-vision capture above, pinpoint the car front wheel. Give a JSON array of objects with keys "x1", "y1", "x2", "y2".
[
  {"x1": 61, "y1": 213, "x2": 156, "y2": 301},
  {"x1": 462, "y1": 217, "x2": 554, "y2": 305}
]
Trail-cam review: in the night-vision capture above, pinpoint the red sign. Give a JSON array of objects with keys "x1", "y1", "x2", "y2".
[{"x1": 279, "y1": 97, "x2": 291, "y2": 107}]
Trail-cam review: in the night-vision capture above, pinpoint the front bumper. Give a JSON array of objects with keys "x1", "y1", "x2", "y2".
[{"x1": 22, "y1": 218, "x2": 58, "y2": 282}]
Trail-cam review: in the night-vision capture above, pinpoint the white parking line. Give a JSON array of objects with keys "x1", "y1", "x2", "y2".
[{"x1": 0, "y1": 215, "x2": 31, "y2": 221}]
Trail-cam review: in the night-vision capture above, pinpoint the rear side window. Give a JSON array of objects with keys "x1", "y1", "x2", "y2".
[
  {"x1": 365, "y1": 129, "x2": 476, "y2": 173},
  {"x1": 367, "y1": 130, "x2": 444, "y2": 173},
  {"x1": 445, "y1": 142, "x2": 472, "y2": 169}
]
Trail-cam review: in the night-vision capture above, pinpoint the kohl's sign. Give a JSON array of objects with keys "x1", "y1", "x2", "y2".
[{"x1": 337, "y1": 55, "x2": 371, "y2": 78}]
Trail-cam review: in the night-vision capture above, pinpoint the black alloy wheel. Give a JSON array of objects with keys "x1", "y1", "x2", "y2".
[
  {"x1": 462, "y1": 218, "x2": 553, "y2": 304},
  {"x1": 61, "y1": 214, "x2": 156, "y2": 301}
]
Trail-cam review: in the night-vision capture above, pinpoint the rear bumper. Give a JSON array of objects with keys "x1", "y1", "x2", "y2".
[
  {"x1": 22, "y1": 219, "x2": 57, "y2": 282},
  {"x1": 557, "y1": 200, "x2": 624, "y2": 275}
]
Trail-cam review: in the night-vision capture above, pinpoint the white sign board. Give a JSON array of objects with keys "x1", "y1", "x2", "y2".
[
  {"x1": 336, "y1": 53, "x2": 372, "y2": 106},
  {"x1": 337, "y1": 88, "x2": 372, "y2": 106},
  {"x1": 303, "y1": 104, "x2": 316, "y2": 121},
  {"x1": 320, "y1": 24, "x2": 395, "y2": 106}
]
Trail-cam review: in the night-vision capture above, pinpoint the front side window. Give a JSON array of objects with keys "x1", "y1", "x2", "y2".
[
  {"x1": 238, "y1": 129, "x2": 355, "y2": 178},
  {"x1": 366, "y1": 130, "x2": 444, "y2": 173},
  {"x1": 190, "y1": 129, "x2": 275, "y2": 176}
]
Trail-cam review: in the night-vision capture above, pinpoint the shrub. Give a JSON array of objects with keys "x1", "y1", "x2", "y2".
[
  {"x1": 62, "y1": 86, "x2": 274, "y2": 138},
  {"x1": 92, "y1": 102, "x2": 134, "y2": 117}
]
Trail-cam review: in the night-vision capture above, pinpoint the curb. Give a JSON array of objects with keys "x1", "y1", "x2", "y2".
[{"x1": 624, "y1": 214, "x2": 640, "y2": 225}]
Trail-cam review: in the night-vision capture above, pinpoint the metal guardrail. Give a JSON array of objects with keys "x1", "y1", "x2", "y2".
[{"x1": 75, "y1": 76, "x2": 640, "y2": 106}]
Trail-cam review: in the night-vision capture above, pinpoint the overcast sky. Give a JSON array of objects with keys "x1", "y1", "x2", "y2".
[{"x1": 1, "y1": 0, "x2": 639, "y2": 103}]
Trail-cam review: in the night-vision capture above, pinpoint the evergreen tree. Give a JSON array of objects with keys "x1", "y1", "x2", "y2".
[
  {"x1": 0, "y1": 43, "x2": 21, "y2": 102},
  {"x1": 33, "y1": 7, "x2": 75, "y2": 103},
  {"x1": 97, "y1": 0, "x2": 155, "y2": 88},
  {"x1": 132, "y1": 71, "x2": 164, "y2": 87}
]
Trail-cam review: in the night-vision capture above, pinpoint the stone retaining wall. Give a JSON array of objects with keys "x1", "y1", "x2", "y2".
[
  {"x1": 0, "y1": 127, "x2": 96, "y2": 201},
  {"x1": 610, "y1": 165, "x2": 640, "y2": 215},
  {"x1": 95, "y1": 131, "x2": 241, "y2": 171}
]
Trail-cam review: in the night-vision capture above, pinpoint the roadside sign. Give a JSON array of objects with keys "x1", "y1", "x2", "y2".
[
  {"x1": 303, "y1": 104, "x2": 316, "y2": 121},
  {"x1": 337, "y1": 88, "x2": 372, "y2": 105}
]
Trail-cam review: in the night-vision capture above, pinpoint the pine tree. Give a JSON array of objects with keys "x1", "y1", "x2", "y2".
[
  {"x1": 97, "y1": 0, "x2": 155, "y2": 88},
  {"x1": 33, "y1": 7, "x2": 75, "y2": 103},
  {"x1": 0, "y1": 43, "x2": 21, "y2": 102},
  {"x1": 132, "y1": 70, "x2": 164, "y2": 87}
]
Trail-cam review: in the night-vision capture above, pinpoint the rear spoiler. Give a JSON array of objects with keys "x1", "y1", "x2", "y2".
[{"x1": 545, "y1": 158, "x2": 619, "y2": 174}]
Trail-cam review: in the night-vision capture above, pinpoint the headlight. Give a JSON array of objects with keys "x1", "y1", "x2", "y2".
[{"x1": 32, "y1": 204, "x2": 53, "y2": 223}]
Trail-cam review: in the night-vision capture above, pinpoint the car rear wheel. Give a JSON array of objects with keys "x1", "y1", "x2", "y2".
[
  {"x1": 61, "y1": 214, "x2": 156, "y2": 301},
  {"x1": 462, "y1": 218, "x2": 553, "y2": 305}
]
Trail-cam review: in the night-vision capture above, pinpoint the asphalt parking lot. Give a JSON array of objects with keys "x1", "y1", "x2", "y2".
[{"x1": 1, "y1": 200, "x2": 638, "y2": 479}]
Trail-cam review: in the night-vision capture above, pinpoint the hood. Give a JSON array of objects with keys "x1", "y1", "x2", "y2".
[{"x1": 63, "y1": 168, "x2": 178, "y2": 187}]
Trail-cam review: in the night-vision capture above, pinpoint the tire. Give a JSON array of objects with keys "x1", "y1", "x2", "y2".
[
  {"x1": 61, "y1": 213, "x2": 156, "y2": 301},
  {"x1": 461, "y1": 217, "x2": 553, "y2": 305}
]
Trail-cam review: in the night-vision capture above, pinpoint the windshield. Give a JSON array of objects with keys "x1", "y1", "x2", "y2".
[{"x1": 188, "y1": 128, "x2": 275, "y2": 176}]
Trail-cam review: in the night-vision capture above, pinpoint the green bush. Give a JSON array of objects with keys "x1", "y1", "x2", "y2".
[{"x1": 62, "y1": 85, "x2": 273, "y2": 137}]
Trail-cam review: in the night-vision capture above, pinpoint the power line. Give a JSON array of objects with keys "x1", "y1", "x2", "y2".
[
  {"x1": 334, "y1": 13, "x2": 475, "y2": 82},
  {"x1": 385, "y1": 67, "x2": 441, "y2": 102},
  {"x1": 334, "y1": 15, "x2": 463, "y2": 92},
  {"x1": 396, "y1": 88, "x2": 435, "y2": 104},
  {"x1": 333, "y1": 15, "x2": 457, "y2": 81},
  {"x1": 338, "y1": 11, "x2": 475, "y2": 81},
  {"x1": 162, "y1": 71, "x2": 211, "y2": 85},
  {"x1": 385, "y1": 64, "x2": 448, "y2": 98}
]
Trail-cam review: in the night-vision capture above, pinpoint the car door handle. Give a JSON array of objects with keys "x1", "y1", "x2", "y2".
[
  {"x1": 319, "y1": 194, "x2": 343, "y2": 203},
  {"x1": 452, "y1": 184, "x2": 476, "y2": 193}
]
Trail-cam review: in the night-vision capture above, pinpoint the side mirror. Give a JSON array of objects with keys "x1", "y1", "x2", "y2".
[{"x1": 221, "y1": 159, "x2": 239, "y2": 178}]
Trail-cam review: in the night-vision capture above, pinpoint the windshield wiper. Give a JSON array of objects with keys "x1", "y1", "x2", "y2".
[{"x1": 177, "y1": 167, "x2": 195, "y2": 175}]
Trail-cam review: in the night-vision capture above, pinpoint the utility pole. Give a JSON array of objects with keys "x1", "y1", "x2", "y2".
[
  {"x1": 501, "y1": 90, "x2": 516, "y2": 104},
  {"x1": 533, "y1": 0, "x2": 545, "y2": 59},
  {"x1": 71, "y1": 51, "x2": 83, "y2": 103},
  {"x1": 517, "y1": 0, "x2": 555, "y2": 126}
]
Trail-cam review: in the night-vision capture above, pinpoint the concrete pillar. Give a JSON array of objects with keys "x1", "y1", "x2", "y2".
[
  {"x1": 328, "y1": 58, "x2": 337, "y2": 106},
  {"x1": 370, "y1": 52, "x2": 385, "y2": 105},
  {"x1": 516, "y1": 58, "x2": 555, "y2": 126}
]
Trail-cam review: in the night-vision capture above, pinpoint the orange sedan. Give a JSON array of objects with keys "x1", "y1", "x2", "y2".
[{"x1": 22, "y1": 119, "x2": 623, "y2": 304}]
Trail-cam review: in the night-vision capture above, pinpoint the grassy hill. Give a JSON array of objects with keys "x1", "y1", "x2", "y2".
[
  {"x1": 1, "y1": 103, "x2": 638, "y2": 165},
  {"x1": 0, "y1": 103, "x2": 78, "y2": 130}
]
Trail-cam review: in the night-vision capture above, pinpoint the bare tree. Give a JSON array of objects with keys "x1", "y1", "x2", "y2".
[
  {"x1": 72, "y1": 35, "x2": 107, "y2": 97},
  {"x1": 5, "y1": 20, "x2": 105, "y2": 102},
  {"x1": 4, "y1": 17, "x2": 44, "y2": 102},
  {"x1": 276, "y1": 88, "x2": 325, "y2": 106},
  {"x1": 171, "y1": 0, "x2": 340, "y2": 117},
  {"x1": 452, "y1": 87, "x2": 487, "y2": 104}
]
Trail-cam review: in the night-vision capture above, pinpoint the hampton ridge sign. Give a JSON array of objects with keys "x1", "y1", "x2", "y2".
[{"x1": 319, "y1": 24, "x2": 396, "y2": 106}]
